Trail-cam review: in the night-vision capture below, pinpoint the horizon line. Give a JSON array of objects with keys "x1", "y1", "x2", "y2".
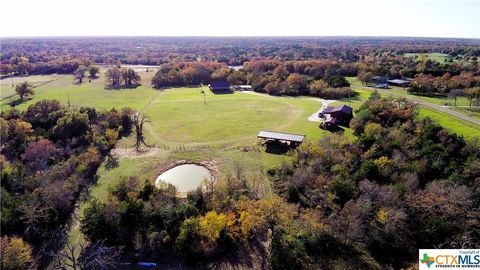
[{"x1": 1, "y1": 35, "x2": 479, "y2": 40}]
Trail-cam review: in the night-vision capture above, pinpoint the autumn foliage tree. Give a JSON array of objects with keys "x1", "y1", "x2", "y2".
[
  {"x1": 21, "y1": 139, "x2": 57, "y2": 171},
  {"x1": 464, "y1": 86, "x2": 480, "y2": 107},
  {"x1": 74, "y1": 65, "x2": 88, "y2": 83},
  {"x1": 15, "y1": 82, "x2": 35, "y2": 101},
  {"x1": 0, "y1": 236, "x2": 33, "y2": 270}
]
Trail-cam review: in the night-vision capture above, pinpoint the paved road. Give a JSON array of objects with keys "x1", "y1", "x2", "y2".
[{"x1": 351, "y1": 85, "x2": 480, "y2": 126}]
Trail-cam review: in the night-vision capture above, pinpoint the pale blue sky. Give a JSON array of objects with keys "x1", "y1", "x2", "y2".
[{"x1": 0, "y1": 0, "x2": 478, "y2": 38}]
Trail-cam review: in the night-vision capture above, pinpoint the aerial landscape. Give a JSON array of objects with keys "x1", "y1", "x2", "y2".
[{"x1": 1, "y1": 0, "x2": 479, "y2": 269}]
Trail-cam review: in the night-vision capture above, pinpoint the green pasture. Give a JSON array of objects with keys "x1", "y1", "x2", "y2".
[
  {"x1": 403, "y1": 52, "x2": 474, "y2": 65},
  {"x1": 418, "y1": 107, "x2": 480, "y2": 139}
]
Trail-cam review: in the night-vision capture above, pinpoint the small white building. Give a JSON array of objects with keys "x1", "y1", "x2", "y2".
[{"x1": 234, "y1": 85, "x2": 252, "y2": 91}]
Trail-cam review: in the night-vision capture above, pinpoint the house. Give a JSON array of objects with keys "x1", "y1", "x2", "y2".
[
  {"x1": 319, "y1": 105, "x2": 353, "y2": 129},
  {"x1": 387, "y1": 79, "x2": 411, "y2": 87},
  {"x1": 234, "y1": 85, "x2": 252, "y2": 91},
  {"x1": 209, "y1": 81, "x2": 231, "y2": 92}
]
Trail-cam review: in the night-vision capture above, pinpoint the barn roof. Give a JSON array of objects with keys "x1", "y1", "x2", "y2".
[
  {"x1": 257, "y1": 131, "x2": 305, "y2": 143},
  {"x1": 210, "y1": 81, "x2": 231, "y2": 89},
  {"x1": 322, "y1": 105, "x2": 353, "y2": 115}
]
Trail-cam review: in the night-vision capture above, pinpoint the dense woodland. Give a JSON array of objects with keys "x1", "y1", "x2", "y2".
[
  {"x1": 269, "y1": 94, "x2": 480, "y2": 268},
  {"x1": 1, "y1": 101, "x2": 133, "y2": 268},
  {"x1": 1, "y1": 37, "x2": 480, "y2": 269},
  {"x1": 2, "y1": 37, "x2": 480, "y2": 68}
]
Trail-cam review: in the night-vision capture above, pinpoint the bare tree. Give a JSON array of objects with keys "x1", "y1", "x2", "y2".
[
  {"x1": 19, "y1": 200, "x2": 51, "y2": 239},
  {"x1": 51, "y1": 240, "x2": 122, "y2": 270},
  {"x1": 133, "y1": 112, "x2": 153, "y2": 151}
]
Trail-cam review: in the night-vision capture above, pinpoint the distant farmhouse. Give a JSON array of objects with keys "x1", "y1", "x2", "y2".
[
  {"x1": 209, "y1": 81, "x2": 231, "y2": 92},
  {"x1": 319, "y1": 105, "x2": 353, "y2": 129}
]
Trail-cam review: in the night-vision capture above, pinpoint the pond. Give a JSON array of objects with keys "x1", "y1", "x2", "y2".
[{"x1": 155, "y1": 164, "x2": 212, "y2": 193}]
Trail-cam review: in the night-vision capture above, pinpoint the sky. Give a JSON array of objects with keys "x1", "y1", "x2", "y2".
[{"x1": 0, "y1": 0, "x2": 478, "y2": 38}]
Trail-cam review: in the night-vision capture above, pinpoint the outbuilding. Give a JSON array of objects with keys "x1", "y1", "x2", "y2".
[
  {"x1": 209, "y1": 82, "x2": 231, "y2": 92},
  {"x1": 257, "y1": 130, "x2": 305, "y2": 147},
  {"x1": 387, "y1": 79, "x2": 411, "y2": 87},
  {"x1": 234, "y1": 85, "x2": 252, "y2": 91}
]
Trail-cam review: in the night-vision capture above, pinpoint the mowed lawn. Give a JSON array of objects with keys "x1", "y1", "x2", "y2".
[{"x1": 144, "y1": 89, "x2": 329, "y2": 145}]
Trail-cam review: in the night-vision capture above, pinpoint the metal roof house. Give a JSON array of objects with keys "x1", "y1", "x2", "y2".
[
  {"x1": 319, "y1": 105, "x2": 353, "y2": 129},
  {"x1": 209, "y1": 81, "x2": 231, "y2": 91},
  {"x1": 321, "y1": 105, "x2": 353, "y2": 119},
  {"x1": 257, "y1": 131, "x2": 305, "y2": 147}
]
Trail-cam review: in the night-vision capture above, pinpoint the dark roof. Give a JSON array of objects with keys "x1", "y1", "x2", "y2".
[
  {"x1": 322, "y1": 105, "x2": 353, "y2": 115},
  {"x1": 257, "y1": 131, "x2": 305, "y2": 143},
  {"x1": 210, "y1": 81, "x2": 231, "y2": 89}
]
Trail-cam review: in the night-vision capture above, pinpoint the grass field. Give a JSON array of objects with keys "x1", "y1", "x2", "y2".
[
  {"x1": 417, "y1": 107, "x2": 480, "y2": 139},
  {"x1": 0, "y1": 74, "x2": 66, "y2": 99},
  {"x1": 403, "y1": 52, "x2": 474, "y2": 65},
  {"x1": 1, "y1": 70, "x2": 159, "y2": 111}
]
